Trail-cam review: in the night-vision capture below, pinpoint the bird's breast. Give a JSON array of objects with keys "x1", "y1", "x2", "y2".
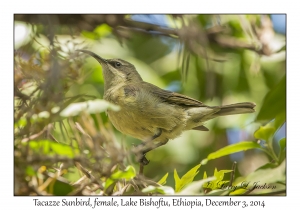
[
  {"x1": 106, "y1": 108, "x2": 156, "y2": 141},
  {"x1": 103, "y1": 85, "x2": 153, "y2": 140},
  {"x1": 103, "y1": 85, "x2": 190, "y2": 142}
]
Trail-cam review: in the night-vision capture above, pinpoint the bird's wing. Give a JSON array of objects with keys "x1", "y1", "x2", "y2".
[
  {"x1": 122, "y1": 83, "x2": 209, "y2": 132},
  {"x1": 142, "y1": 82, "x2": 207, "y2": 107}
]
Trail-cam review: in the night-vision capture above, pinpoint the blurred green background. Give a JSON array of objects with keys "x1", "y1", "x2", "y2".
[{"x1": 14, "y1": 14, "x2": 286, "y2": 195}]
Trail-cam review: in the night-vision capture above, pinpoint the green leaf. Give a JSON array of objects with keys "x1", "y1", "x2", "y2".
[
  {"x1": 14, "y1": 117, "x2": 27, "y2": 128},
  {"x1": 142, "y1": 185, "x2": 174, "y2": 195},
  {"x1": 94, "y1": 24, "x2": 112, "y2": 37},
  {"x1": 142, "y1": 185, "x2": 156, "y2": 193},
  {"x1": 174, "y1": 164, "x2": 201, "y2": 192},
  {"x1": 174, "y1": 169, "x2": 181, "y2": 192},
  {"x1": 26, "y1": 140, "x2": 79, "y2": 158},
  {"x1": 207, "y1": 189, "x2": 231, "y2": 196},
  {"x1": 278, "y1": 138, "x2": 286, "y2": 163},
  {"x1": 256, "y1": 75, "x2": 286, "y2": 122},
  {"x1": 201, "y1": 141, "x2": 261, "y2": 164},
  {"x1": 180, "y1": 164, "x2": 201, "y2": 188},
  {"x1": 178, "y1": 177, "x2": 215, "y2": 195},
  {"x1": 25, "y1": 166, "x2": 36, "y2": 176},
  {"x1": 203, "y1": 171, "x2": 207, "y2": 179},
  {"x1": 105, "y1": 166, "x2": 136, "y2": 190},
  {"x1": 274, "y1": 112, "x2": 286, "y2": 131},
  {"x1": 60, "y1": 99, "x2": 120, "y2": 117},
  {"x1": 51, "y1": 180, "x2": 74, "y2": 196},
  {"x1": 157, "y1": 173, "x2": 169, "y2": 185},
  {"x1": 237, "y1": 161, "x2": 286, "y2": 183},
  {"x1": 104, "y1": 179, "x2": 115, "y2": 191},
  {"x1": 255, "y1": 162, "x2": 278, "y2": 170},
  {"x1": 229, "y1": 188, "x2": 248, "y2": 195},
  {"x1": 213, "y1": 169, "x2": 232, "y2": 180},
  {"x1": 81, "y1": 23, "x2": 111, "y2": 40},
  {"x1": 254, "y1": 125, "x2": 275, "y2": 141},
  {"x1": 234, "y1": 160, "x2": 286, "y2": 191},
  {"x1": 81, "y1": 30, "x2": 99, "y2": 40},
  {"x1": 203, "y1": 168, "x2": 232, "y2": 190},
  {"x1": 111, "y1": 165, "x2": 136, "y2": 180}
]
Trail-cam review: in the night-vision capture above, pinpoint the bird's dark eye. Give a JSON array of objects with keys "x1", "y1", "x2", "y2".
[{"x1": 115, "y1": 62, "x2": 122, "y2": 67}]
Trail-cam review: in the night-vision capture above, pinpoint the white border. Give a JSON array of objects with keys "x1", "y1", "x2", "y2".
[{"x1": 3, "y1": 0, "x2": 297, "y2": 209}]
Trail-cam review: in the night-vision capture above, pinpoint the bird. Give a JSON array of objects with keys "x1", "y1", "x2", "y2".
[{"x1": 77, "y1": 49, "x2": 256, "y2": 166}]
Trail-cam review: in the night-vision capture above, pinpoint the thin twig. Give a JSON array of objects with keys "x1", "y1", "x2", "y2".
[
  {"x1": 74, "y1": 162, "x2": 104, "y2": 190},
  {"x1": 139, "y1": 163, "x2": 144, "y2": 175},
  {"x1": 21, "y1": 124, "x2": 53, "y2": 142},
  {"x1": 229, "y1": 161, "x2": 237, "y2": 186}
]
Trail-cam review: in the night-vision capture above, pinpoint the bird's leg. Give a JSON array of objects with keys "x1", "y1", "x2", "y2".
[
  {"x1": 134, "y1": 128, "x2": 169, "y2": 166},
  {"x1": 139, "y1": 140, "x2": 168, "y2": 165}
]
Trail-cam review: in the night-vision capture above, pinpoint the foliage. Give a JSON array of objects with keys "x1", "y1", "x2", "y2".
[
  {"x1": 14, "y1": 14, "x2": 285, "y2": 195},
  {"x1": 174, "y1": 164, "x2": 201, "y2": 192}
]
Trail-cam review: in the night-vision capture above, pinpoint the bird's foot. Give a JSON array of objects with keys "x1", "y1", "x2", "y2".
[
  {"x1": 132, "y1": 143, "x2": 150, "y2": 166},
  {"x1": 139, "y1": 154, "x2": 150, "y2": 166}
]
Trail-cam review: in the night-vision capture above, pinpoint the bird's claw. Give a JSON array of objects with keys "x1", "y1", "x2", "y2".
[
  {"x1": 132, "y1": 144, "x2": 150, "y2": 165},
  {"x1": 139, "y1": 154, "x2": 150, "y2": 166}
]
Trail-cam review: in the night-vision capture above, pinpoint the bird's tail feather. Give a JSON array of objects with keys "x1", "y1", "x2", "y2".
[
  {"x1": 188, "y1": 102, "x2": 255, "y2": 131},
  {"x1": 210, "y1": 102, "x2": 256, "y2": 117},
  {"x1": 198, "y1": 102, "x2": 255, "y2": 122}
]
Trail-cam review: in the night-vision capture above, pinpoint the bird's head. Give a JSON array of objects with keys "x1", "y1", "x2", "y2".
[{"x1": 77, "y1": 50, "x2": 143, "y2": 90}]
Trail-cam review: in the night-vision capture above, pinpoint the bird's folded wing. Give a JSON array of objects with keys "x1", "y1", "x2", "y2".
[{"x1": 144, "y1": 82, "x2": 206, "y2": 107}]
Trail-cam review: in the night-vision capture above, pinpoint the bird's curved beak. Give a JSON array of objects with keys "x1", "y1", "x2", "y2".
[{"x1": 76, "y1": 49, "x2": 107, "y2": 65}]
